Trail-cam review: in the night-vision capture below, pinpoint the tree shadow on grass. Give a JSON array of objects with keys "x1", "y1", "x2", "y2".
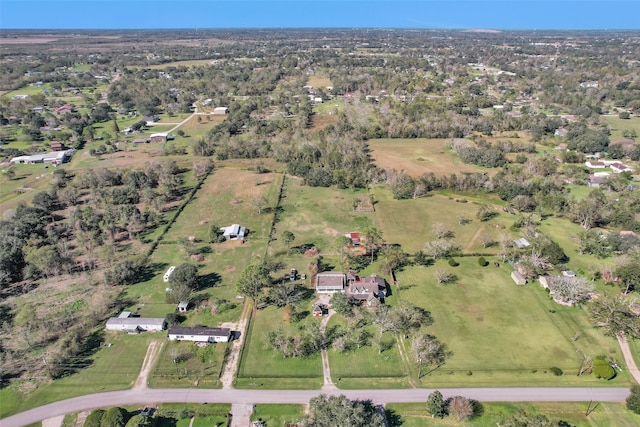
[
  {"x1": 385, "y1": 408, "x2": 404, "y2": 427},
  {"x1": 200, "y1": 271, "x2": 222, "y2": 289}
]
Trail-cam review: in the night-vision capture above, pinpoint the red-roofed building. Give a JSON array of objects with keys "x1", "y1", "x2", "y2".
[
  {"x1": 344, "y1": 232, "x2": 361, "y2": 246},
  {"x1": 54, "y1": 105, "x2": 73, "y2": 114}
]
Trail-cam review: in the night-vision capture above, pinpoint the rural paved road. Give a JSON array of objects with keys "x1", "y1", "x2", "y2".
[{"x1": 0, "y1": 387, "x2": 631, "y2": 427}]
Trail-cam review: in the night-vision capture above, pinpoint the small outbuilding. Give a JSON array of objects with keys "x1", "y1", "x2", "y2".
[
  {"x1": 177, "y1": 301, "x2": 189, "y2": 312},
  {"x1": 220, "y1": 224, "x2": 247, "y2": 241},
  {"x1": 213, "y1": 106, "x2": 229, "y2": 115},
  {"x1": 511, "y1": 271, "x2": 527, "y2": 286},
  {"x1": 150, "y1": 132, "x2": 168, "y2": 143}
]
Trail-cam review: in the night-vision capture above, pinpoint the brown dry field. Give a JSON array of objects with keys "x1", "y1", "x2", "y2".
[
  {"x1": 309, "y1": 112, "x2": 337, "y2": 131},
  {"x1": 368, "y1": 138, "x2": 493, "y2": 177},
  {"x1": 306, "y1": 75, "x2": 333, "y2": 88}
]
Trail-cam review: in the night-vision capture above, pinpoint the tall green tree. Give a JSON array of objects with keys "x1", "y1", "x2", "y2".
[
  {"x1": 281, "y1": 230, "x2": 296, "y2": 255},
  {"x1": 363, "y1": 226, "x2": 383, "y2": 263},
  {"x1": 426, "y1": 390, "x2": 446, "y2": 418},
  {"x1": 236, "y1": 262, "x2": 271, "y2": 304}
]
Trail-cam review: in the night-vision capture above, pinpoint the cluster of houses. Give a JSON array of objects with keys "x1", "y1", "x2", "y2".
[{"x1": 585, "y1": 160, "x2": 634, "y2": 188}]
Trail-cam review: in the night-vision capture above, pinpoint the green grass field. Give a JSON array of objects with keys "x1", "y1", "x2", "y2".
[
  {"x1": 371, "y1": 187, "x2": 512, "y2": 254},
  {"x1": 386, "y1": 401, "x2": 640, "y2": 426},
  {"x1": 0, "y1": 333, "x2": 154, "y2": 417},
  {"x1": 237, "y1": 306, "x2": 323, "y2": 385},
  {"x1": 250, "y1": 404, "x2": 305, "y2": 426},
  {"x1": 149, "y1": 340, "x2": 226, "y2": 388},
  {"x1": 603, "y1": 116, "x2": 640, "y2": 141},
  {"x1": 394, "y1": 260, "x2": 631, "y2": 387}
]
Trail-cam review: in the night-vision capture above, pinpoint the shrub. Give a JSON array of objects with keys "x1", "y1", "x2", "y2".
[
  {"x1": 550, "y1": 366, "x2": 563, "y2": 376},
  {"x1": 448, "y1": 258, "x2": 459, "y2": 267},
  {"x1": 477, "y1": 257, "x2": 488, "y2": 267},
  {"x1": 626, "y1": 385, "x2": 640, "y2": 414},
  {"x1": 85, "y1": 410, "x2": 105, "y2": 427},
  {"x1": 593, "y1": 357, "x2": 616, "y2": 380}
]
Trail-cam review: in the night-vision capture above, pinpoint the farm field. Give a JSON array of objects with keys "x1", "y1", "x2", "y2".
[
  {"x1": 368, "y1": 138, "x2": 493, "y2": 178},
  {"x1": 394, "y1": 261, "x2": 631, "y2": 387},
  {"x1": 386, "y1": 401, "x2": 640, "y2": 426}
]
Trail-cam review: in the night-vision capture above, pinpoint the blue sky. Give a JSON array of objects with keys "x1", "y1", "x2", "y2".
[{"x1": 1, "y1": 1, "x2": 639, "y2": 30}]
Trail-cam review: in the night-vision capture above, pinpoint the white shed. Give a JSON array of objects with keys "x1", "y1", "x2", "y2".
[{"x1": 220, "y1": 224, "x2": 246, "y2": 240}]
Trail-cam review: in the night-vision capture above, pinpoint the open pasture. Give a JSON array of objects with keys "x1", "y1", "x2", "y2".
[
  {"x1": 274, "y1": 178, "x2": 375, "y2": 257},
  {"x1": 395, "y1": 261, "x2": 629, "y2": 387},
  {"x1": 371, "y1": 187, "x2": 512, "y2": 254},
  {"x1": 368, "y1": 138, "x2": 492, "y2": 178}
]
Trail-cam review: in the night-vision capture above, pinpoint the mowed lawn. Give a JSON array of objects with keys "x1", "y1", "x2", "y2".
[
  {"x1": 603, "y1": 115, "x2": 640, "y2": 141},
  {"x1": 368, "y1": 138, "x2": 493, "y2": 178},
  {"x1": 395, "y1": 260, "x2": 630, "y2": 387},
  {"x1": 371, "y1": 187, "x2": 513, "y2": 254},
  {"x1": 0, "y1": 333, "x2": 154, "y2": 417},
  {"x1": 237, "y1": 306, "x2": 323, "y2": 384},
  {"x1": 386, "y1": 402, "x2": 640, "y2": 427}
]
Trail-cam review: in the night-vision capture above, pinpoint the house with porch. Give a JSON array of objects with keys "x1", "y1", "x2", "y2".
[{"x1": 316, "y1": 271, "x2": 386, "y2": 304}]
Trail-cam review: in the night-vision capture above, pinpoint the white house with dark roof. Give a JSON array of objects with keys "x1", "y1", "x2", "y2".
[
  {"x1": 168, "y1": 326, "x2": 231, "y2": 343},
  {"x1": 316, "y1": 271, "x2": 386, "y2": 304},
  {"x1": 106, "y1": 312, "x2": 166, "y2": 332}
]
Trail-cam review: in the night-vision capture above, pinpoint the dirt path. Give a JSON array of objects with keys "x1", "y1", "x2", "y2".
[
  {"x1": 319, "y1": 299, "x2": 337, "y2": 390},
  {"x1": 132, "y1": 340, "x2": 164, "y2": 390},
  {"x1": 396, "y1": 335, "x2": 418, "y2": 388},
  {"x1": 617, "y1": 333, "x2": 640, "y2": 384},
  {"x1": 464, "y1": 224, "x2": 485, "y2": 252},
  {"x1": 220, "y1": 300, "x2": 252, "y2": 389}
]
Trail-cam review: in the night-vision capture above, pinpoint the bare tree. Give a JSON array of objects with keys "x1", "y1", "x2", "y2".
[
  {"x1": 478, "y1": 232, "x2": 494, "y2": 248},
  {"x1": 547, "y1": 276, "x2": 594, "y2": 305},
  {"x1": 424, "y1": 239, "x2": 458, "y2": 259},
  {"x1": 589, "y1": 294, "x2": 640, "y2": 338},
  {"x1": 252, "y1": 196, "x2": 268, "y2": 215},
  {"x1": 435, "y1": 268, "x2": 455, "y2": 284},
  {"x1": 411, "y1": 334, "x2": 449, "y2": 378},
  {"x1": 448, "y1": 396, "x2": 474, "y2": 420},
  {"x1": 433, "y1": 222, "x2": 454, "y2": 239}
]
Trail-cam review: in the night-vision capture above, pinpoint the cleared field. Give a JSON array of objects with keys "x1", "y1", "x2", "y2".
[
  {"x1": 395, "y1": 260, "x2": 630, "y2": 387},
  {"x1": 306, "y1": 75, "x2": 333, "y2": 88},
  {"x1": 0, "y1": 164, "x2": 54, "y2": 212},
  {"x1": 386, "y1": 402, "x2": 640, "y2": 427},
  {"x1": 237, "y1": 306, "x2": 323, "y2": 384},
  {"x1": 275, "y1": 178, "x2": 376, "y2": 256},
  {"x1": 603, "y1": 115, "x2": 640, "y2": 141},
  {"x1": 149, "y1": 340, "x2": 227, "y2": 388},
  {"x1": 0, "y1": 333, "x2": 154, "y2": 417},
  {"x1": 368, "y1": 138, "x2": 492, "y2": 178},
  {"x1": 371, "y1": 186, "x2": 512, "y2": 254},
  {"x1": 250, "y1": 404, "x2": 305, "y2": 426}
]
